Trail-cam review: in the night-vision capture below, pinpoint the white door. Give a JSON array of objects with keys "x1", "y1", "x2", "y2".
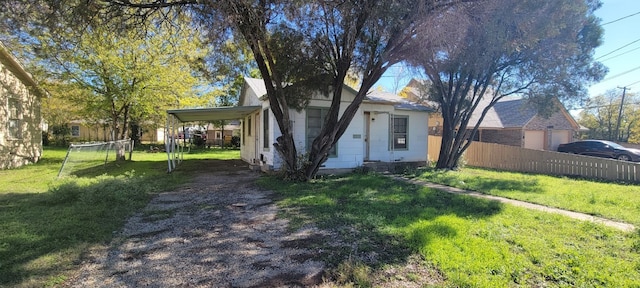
[
  {"x1": 524, "y1": 130, "x2": 545, "y2": 150},
  {"x1": 364, "y1": 112, "x2": 370, "y2": 161},
  {"x1": 551, "y1": 130, "x2": 570, "y2": 151},
  {"x1": 254, "y1": 113, "x2": 260, "y2": 163}
]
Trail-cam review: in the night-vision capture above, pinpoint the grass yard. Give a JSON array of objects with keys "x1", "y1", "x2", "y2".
[
  {"x1": 0, "y1": 146, "x2": 239, "y2": 287},
  {"x1": 260, "y1": 172, "x2": 640, "y2": 287},
  {"x1": 415, "y1": 167, "x2": 640, "y2": 227}
]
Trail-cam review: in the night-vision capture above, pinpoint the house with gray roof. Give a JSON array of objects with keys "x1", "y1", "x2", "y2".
[
  {"x1": 238, "y1": 78, "x2": 433, "y2": 172},
  {"x1": 471, "y1": 97, "x2": 580, "y2": 151},
  {"x1": 402, "y1": 78, "x2": 580, "y2": 151}
]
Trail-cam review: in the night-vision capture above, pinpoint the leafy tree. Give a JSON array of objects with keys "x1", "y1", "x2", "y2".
[
  {"x1": 1, "y1": 5, "x2": 209, "y2": 143},
  {"x1": 40, "y1": 81, "x2": 88, "y2": 145},
  {"x1": 94, "y1": 0, "x2": 469, "y2": 180},
  {"x1": 407, "y1": 0, "x2": 606, "y2": 169},
  {"x1": 579, "y1": 89, "x2": 639, "y2": 142},
  {"x1": 3, "y1": 0, "x2": 470, "y2": 179}
]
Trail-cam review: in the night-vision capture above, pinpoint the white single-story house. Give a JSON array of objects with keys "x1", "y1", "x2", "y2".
[
  {"x1": 165, "y1": 77, "x2": 432, "y2": 173},
  {"x1": 238, "y1": 77, "x2": 432, "y2": 172}
]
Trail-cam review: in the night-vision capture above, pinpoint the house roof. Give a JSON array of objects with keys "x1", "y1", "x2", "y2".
[
  {"x1": 0, "y1": 42, "x2": 46, "y2": 97},
  {"x1": 244, "y1": 77, "x2": 268, "y2": 98},
  {"x1": 469, "y1": 98, "x2": 539, "y2": 129},
  {"x1": 167, "y1": 106, "x2": 261, "y2": 123},
  {"x1": 469, "y1": 97, "x2": 579, "y2": 130},
  {"x1": 242, "y1": 77, "x2": 432, "y2": 113},
  {"x1": 365, "y1": 90, "x2": 433, "y2": 112},
  {"x1": 400, "y1": 79, "x2": 579, "y2": 130}
]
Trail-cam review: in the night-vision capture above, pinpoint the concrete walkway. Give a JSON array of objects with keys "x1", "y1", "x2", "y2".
[{"x1": 390, "y1": 175, "x2": 636, "y2": 232}]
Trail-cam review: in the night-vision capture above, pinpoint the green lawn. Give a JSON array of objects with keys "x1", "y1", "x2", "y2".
[
  {"x1": 0, "y1": 146, "x2": 239, "y2": 287},
  {"x1": 5, "y1": 148, "x2": 639, "y2": 287},
  {"x1": 260, "y1": 172, "x2": 640, "y2": 287},
  {"x1": 415, "y1": 167, "x2": 640, "y2": 226}
]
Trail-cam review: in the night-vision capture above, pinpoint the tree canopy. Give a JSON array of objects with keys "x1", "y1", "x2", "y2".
[
  {"x1": 578, "y1": 89, "x2": 639, "y2": 143},
  {"x1": 407, "y1": 0, "x2": 606, "y2": 169},
  {"x1": 1, "y1": 0, "x2": 607, "y2": 179}
]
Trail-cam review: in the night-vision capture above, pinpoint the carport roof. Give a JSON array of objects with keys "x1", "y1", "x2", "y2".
[{"x1": 167, "y1": 106, "x2": 261, "y2": 122}]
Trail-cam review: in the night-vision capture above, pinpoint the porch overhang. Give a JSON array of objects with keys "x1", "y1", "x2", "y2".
[
  {"x1": 165, "y1": 106, "x2": 260, "y2": 173},
  {"x1": 167, "y1": 106, "x2": 261, "y2": 122}
]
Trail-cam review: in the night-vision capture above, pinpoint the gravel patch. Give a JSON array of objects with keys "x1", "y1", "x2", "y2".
[{"x1": 65, "y1": 168, "x2": 326, "y2": 287}]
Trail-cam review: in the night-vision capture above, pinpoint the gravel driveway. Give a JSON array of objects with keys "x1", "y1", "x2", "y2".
[{"x1": 65, "y1": 161, "x2": 326, "y2": 287}]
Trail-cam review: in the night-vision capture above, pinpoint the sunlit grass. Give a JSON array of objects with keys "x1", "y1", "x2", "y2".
[
  {"x1": 0, "y1": 145, "x2": 239, "y2": 287},
  {"x1": 416, "y1": 167, "x2": 640, "y2": 226},
  {"x1": 260, "y1": 172, "x2": 640, "y2": 287}
]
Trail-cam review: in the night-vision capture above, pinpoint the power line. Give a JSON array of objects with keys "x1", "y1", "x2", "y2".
[
  {"x1": 599, "y1": 45, "x2": 640, "y2": 62},
  {"x1": 601, "y1": 11, "x2": 640, "y2": 26},
  {"x1": 569, "y1": 102, "x2": 640, "y2": 111},
  {"x1": 627, "y1": 79, "x2": 640, "y2": 87},
  {"x1": 596, "y1": 37, "x2": 640, "y2": 60},
  {"x1": 601, "y1": 65, "x2": 640, "y2": 82}
]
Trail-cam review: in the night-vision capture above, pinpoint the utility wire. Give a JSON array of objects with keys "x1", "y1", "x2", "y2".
[
  {"x1": 627, "y1": 79, "x2": 640, "y2": 87},
  {"x1": 569, "y1": 102, "x2": 640, "y2": 111},
  {"x1": 596, "y1": 37, "x2": 640, "y2": 60},
  {"x1": 601, "y1": 65, "x2": 640, "y2": 82},
  {"x1": 599, "y1": 46, "x2": 640, "y2": 62},
  {"x1": 601, "y1": 11, "x2": 640, "y2": 26}
]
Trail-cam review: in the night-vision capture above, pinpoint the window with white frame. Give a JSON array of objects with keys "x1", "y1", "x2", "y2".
[
  {"x1": 7, "y1": 98, "x2": 22, "y2": 139},
  {"x1": 306, "y1": 107, "x2": 337, "y2": 156},
  {"x1": 391, "y1": 115, "x2": 408, "y2": 150}
]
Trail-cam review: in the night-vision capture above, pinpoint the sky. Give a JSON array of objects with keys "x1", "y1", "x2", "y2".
[
  {"x1": 589, "y1": 0, "x2": 640, "y2": 97},
  {"x1": 374, "y1": 1, "x2": 640, "y2": 101}
]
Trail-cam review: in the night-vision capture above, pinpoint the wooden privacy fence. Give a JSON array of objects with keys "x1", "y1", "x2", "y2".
[{"x1": 428, "y1": 136, "x2": 640, "y2": 183}]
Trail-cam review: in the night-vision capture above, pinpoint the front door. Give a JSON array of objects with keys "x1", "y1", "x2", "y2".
[
  {"x1": 254, "y1": 112, "x2": 260, "y2": 163},
  {"x1": 364, "y1": 112, "x2": 371, "y2": 161}
]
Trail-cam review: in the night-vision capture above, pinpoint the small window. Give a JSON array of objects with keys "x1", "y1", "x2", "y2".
[
  {"x1": 391, "y1": 116, "x2": 408, "y2": 150},
  {"x1": 7, "y1": 98, "x2": 22, "y2": 139},
  {"x1": 247, "y1": 116, "x2": 252, "y2": 136},
  {"x1": 242, "y1": 120, "x2": 245, "y2": 146},
  {"x1": 71, "y1": 125, "x2": 80, "y2": 137},
  {"x1": 263, "y1": 109, "x2": 269, "y2": 150}
]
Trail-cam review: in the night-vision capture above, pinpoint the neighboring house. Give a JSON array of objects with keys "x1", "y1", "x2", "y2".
[
  {"x1": 0, "y1": 42, "x2": 45, "y2": 169},
  {"x1": 402, "y1": 79, "x2": 579, "y2": 151},
  {"x1": 239, "y1": 77, "x2": 431, "y2": 172},
  {"x1": 468, "y1": 97, "x2": 580, "y2": 151},
  {"x1": 67, "y1": 120, "x2": 165, "y2": 143},
  {"x1": 400, "y1": 78, "x2": 443, "y2": 135},
  {"x1": 206, "y1": 120, "x2": 240, "y2": 147}
]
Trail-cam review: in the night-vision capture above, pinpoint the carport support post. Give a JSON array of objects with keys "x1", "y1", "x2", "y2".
[{"x1": 165, "y1": 113, "x2": 174, "y2": 172}]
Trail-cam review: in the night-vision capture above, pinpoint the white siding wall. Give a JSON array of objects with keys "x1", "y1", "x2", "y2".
[
  {"x1": 361, "y1": 104, "x2": 428, "y2": 163},
  {"x1": 240, "y1": 84, "x2": 429, "y2": 170}
]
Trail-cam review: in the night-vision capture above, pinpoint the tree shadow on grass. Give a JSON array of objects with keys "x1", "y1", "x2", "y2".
[
  {"x1": 419, "y1": 168, "x2": 543, "y2": 194},
  {"x1": 66, "y1": 158, "x2": 247, "y2": 179},
  {"x1": 259, "y1": 172, "x2": 505, "y2": 283}
]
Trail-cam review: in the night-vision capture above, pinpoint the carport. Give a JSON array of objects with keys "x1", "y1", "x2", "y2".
[{"x1": 165, "y1": 106, "x2": 260, "y2": 172}]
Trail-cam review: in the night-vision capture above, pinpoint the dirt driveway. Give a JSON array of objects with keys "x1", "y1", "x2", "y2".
[{"x1": 65, "y1": 160, "x2": 326, "y2": 287}]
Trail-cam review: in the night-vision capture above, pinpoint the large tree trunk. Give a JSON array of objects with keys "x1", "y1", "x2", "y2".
[{"x1": 303, "y1": 69, "x2": 385, "y2": 180}]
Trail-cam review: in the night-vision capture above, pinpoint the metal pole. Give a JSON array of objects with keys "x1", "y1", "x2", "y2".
[
  {"x1": 166, "y1": 113, "x2": 172, "y2": 172},
  {"x1": 614, "y1": 86, "x2": 628, "y2": 141},
  {"x1": 57, "y1": 144, "x2": 74, "y2": 178}
]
